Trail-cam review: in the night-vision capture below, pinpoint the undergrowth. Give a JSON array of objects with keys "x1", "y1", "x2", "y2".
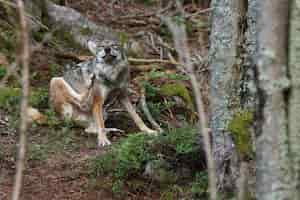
[{"x1": 90, "y1": 125, "x2": 206, "y2": 198}]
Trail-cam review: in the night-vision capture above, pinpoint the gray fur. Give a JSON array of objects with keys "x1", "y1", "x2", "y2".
[{"x1": 63, "y1": 39, "x2": 129, "y2": 94}]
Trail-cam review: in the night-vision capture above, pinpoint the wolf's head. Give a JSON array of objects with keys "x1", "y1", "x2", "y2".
[{"x1": 87, "y1": 40, "x2": 125, "y2": 65}]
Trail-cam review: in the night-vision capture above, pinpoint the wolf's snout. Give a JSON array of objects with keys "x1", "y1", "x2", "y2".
[{"x1": 104, "y1": 47, "x2": 111, "y2": 54}]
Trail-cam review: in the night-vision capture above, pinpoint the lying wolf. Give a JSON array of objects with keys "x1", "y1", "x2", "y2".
[{"x1": 50, "y1": 39, "x2": 157, "y2": 146}]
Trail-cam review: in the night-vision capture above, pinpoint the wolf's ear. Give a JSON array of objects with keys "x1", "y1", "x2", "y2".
[{"x1": 87, "y1": 40, "x2": 98, "y2": 55}]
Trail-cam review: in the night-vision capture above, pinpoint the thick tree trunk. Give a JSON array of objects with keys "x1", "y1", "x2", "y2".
[
  {"x1": 288, "y1": 0, "x2": 300, "y2": 198},
  {"x1": 242, "y1": 0, "x2": 257, "y2": 110},
  {"x1": 256, "y1": 0, "x2": 291, "y2": 199},
  {"x1": 209, "y1": 0, "x2": 247, "y2": 187}
]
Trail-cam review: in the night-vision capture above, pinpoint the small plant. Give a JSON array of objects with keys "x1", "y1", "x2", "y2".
[
  {"x1": 0, "y1": 87, "x2": 21, "y2": 111},
  {"x1": 191, "y1": 171, "x2": 208, "y2": 198},
  {"x1": 112, "y1": 179, "x2": 125, "y2": 197},
  {"x1": 156, "y1": 126, "x2": 199, "y2": 154},
  {"x1": 115, "y1": 133, "x2": 153, "y2": 178},
  {"x1": 27, "y1": 144, "x2": 48, "y2": 162},
  {"x1": 0, "y1": 65, "x2": 6, "y2": 79},
  {"x1": 30, "y1": 88, "x2": 49, "y2": 109},
  {"x1": 91, "y1": 151, "x2": 115, "y2": 176}
]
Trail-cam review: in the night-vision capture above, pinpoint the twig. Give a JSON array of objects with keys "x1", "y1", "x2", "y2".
[
  {"x1": 140, "y1": 91, "x2": 163, "y2": 133},
  {"x1": 185, "y1": 7, "x2": 214, "y2": 19},
  {"x1": 159, "y1": 6, "x2": 217, "y2": 200},
  {"x1": 128, "y1": 57, "x2": 180, "y2": 65},
  {"x1": 11, "y1": 1, "x2": 30, "y2": 200}
]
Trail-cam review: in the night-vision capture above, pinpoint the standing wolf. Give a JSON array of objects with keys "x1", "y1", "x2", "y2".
[{"x1": 50, "y1": 39, "x2": 157, "y2": 146}]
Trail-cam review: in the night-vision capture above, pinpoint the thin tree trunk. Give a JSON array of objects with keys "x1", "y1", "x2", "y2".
[
  {"x1": 11, "y1": 0, "x2": 30, "y2": 200},
  {"x1": 160, "y1": 13, "x2": 217, "y2": 200},
  {"x1": 256, "y1": 0, "x2": 291, "y2": 199},
  {"x1": 288, "y1": 0, "x2": 300, "y2": 198}
]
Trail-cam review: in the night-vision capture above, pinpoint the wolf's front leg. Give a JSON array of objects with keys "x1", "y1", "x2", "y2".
[
  {"x1": 121, "y1": 96, "x2": 158, "y2": 135},
  {"x1": 92, "y1": 93, "x2": 111, "y2": 147}
]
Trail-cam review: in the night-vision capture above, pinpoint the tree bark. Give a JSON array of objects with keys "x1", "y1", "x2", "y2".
[
  {"x1": 256, "y1": 0, "x2": 291, "y2": 199},
  {"x1": 288, "y1": 0, "x2": 300, "y2": 198},
  {"x1": 209, "y1": 0, "x2": 247, "y2": 188}
]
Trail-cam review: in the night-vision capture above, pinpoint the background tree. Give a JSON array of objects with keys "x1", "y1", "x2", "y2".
[
  {"x1": 288, "y1": 0, "x2": 300, "y2": 198},
  {"x1": 209, "y1": 0, "x2": 255, "y2": 191},
  {"x1": 256, "y1": 0, "x2": 291, "y2": 199}
]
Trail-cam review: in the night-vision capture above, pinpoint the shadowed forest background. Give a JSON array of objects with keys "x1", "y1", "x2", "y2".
[{"x1": 0, "y1": 0, "x2": 299, "y2": 200}]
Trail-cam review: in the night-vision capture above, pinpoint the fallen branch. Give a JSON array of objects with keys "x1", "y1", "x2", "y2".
[
  {"x1": 128, "y1": 57, "x2": 180, "y2": 65},
  {"x1": 140, "y1": 91, "x2": 163, "y2": 133}
]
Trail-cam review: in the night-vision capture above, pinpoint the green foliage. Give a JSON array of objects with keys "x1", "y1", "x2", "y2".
[
  {"x1": 50, "y1": 63, "x2": 60, "y2": 77},
  {"x1": 0, "y1": 86, "x2": 49, "y2": 111},
  {"x1": 91, "y1": 133, "x2": 152, "y2": 179},
  {"x1": 157, "y1": 126, "x2": 199, "y2": 154},
  {"x1": 91, "y1": 151, "x2": 115, "y2": 176},
  {"x1": 112, "y1": 179, "x2": 125, "y2": 197},
  {"x1": 115, "y1": 133, "x2": 153, "y2": 178},
  {"x1": 143, "y1": 81, "x2": 160, "y2": 98},
  {"x1": 118, "y1": 32, "x2": 129, "y2": 48},
  {"x1": 191, "y1": 171, "x2": 208, "y2": 198},
  {"x1": 0, "y1": 65, "x2": 6, "y2": 79},
  {"x1": 0, "y1": 29, "x2": 16, "y2": 60},
  {"x1": 0, "y1": 87, "x2": 21, "y2": 111},
  {"x1": 228, "y1": 110, "x2": 254, "y2": 158},
  {"x1": 91, "y1": 125, "x2": 199, "y2": 179},
  {"x1": 32, "y1": 29, "x2": 47, "y2": 42},
  {"x1": 29, "y1": 88, "x2": 49, "y2": 109},
  {"x1": 160, "y1": 185, "x2": 182, "y2": 200},
  {"x1": 79, "y1": 27, "x2": 93, "y2": 36},
  {"x1": 148, "y1": 69, "x2": 189, "y2": 81},
  {"x1": 160, "y1": 82, "x2": 194, "y2": 111},
  {"x1": 27, "y1": 144, "x2": 48, "y2": 162}
]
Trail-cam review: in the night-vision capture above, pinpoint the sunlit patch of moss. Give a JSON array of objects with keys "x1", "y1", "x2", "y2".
[
  {"x1": 118, "y1": 32, "x2": 129, "y2": 48},
  {"x1": 228, "y1": 111, "x2": 254, "y2": 158},
  {"x1": 0, "y1": 86, "x2": 49, "y2": 111},
  {"x1": 0, "y1": 87, "x2": 21, "y2": 110},
  {"x1": 79, "y1": 27, "x2": 93, "y2": 36},
  {"x1": 160, "y1": 82, "x2": 194, "y2": 111}
]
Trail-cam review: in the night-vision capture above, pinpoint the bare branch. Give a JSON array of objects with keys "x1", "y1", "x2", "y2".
[
  {"x1": 159, "y1": 12, "x2": 217, "y2": 200},
  {"x1": 11, "y1": 0, "x2": 30, "y2": 200}
]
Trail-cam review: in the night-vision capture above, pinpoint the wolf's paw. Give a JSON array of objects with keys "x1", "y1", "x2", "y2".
[
  {"x1": 84, "y1": 125, "x2": 97, "y2": 134},
  {"x1": 97, "y1": 136, "x2": 111, "y2": 147},
  {"x1": 103, "y1": 128, "x2": 124, "y2": 133}
]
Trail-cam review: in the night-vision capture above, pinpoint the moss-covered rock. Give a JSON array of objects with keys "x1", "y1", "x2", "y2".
[{"x1": 159, "y1": 82, "x2": 194, "y2": 111}]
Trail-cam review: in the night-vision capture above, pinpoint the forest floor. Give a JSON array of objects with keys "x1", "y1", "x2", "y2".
[{"x1": 0, "y1": 1, "x2": 211, "y2": 199}]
